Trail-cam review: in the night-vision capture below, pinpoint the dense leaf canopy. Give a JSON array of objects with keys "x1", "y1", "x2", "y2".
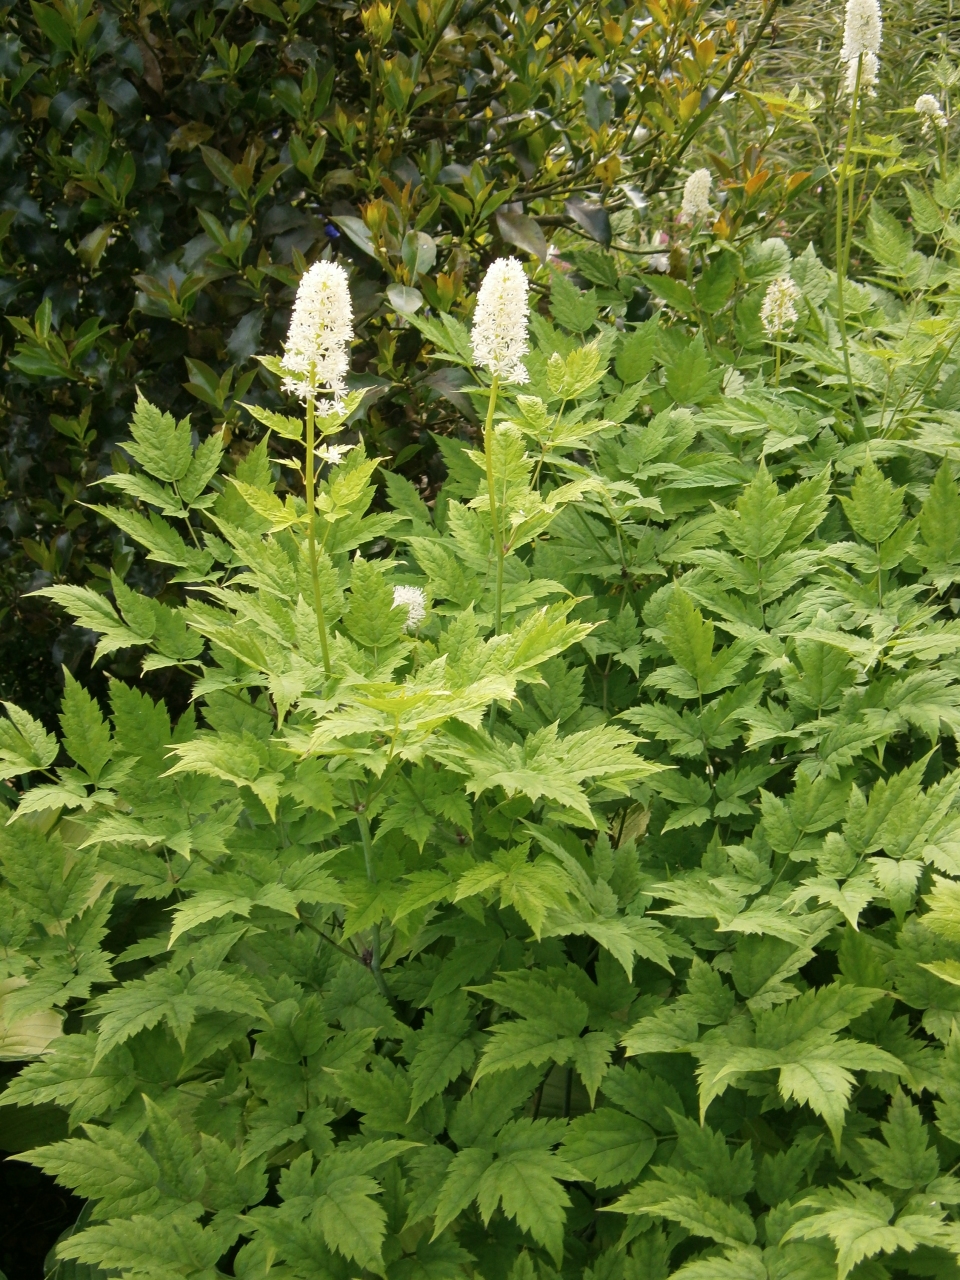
[{"x1": 5, "y1": 2, "x2": 960, "y2": 1279}]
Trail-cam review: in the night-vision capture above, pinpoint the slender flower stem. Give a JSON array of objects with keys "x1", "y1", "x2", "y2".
[
  {"x1": 352, "y1": 784, "x2": 391, "y2": 1001},
  {"x1": 483, "y1": 375, "x2": 504, "y2": 734},
  {"x1": 305, "y1": 392, "x2": 332, "y2": 676},
  {"x1": 483, "y1": 374, "x2": 504, "y2": 635},
  {"x1": 836, "y1": 54, "x2": 867, "y2": 439}
]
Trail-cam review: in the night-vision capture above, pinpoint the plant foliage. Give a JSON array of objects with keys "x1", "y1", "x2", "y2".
[
  {"x1": 0, "y1": 0, "x2": 783, "y2": 716},
  {"x1": 9, "y1": 11, "x2": 960, "y2": 1276}
]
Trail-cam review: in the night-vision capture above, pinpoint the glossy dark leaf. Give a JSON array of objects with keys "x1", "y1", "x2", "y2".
[
  {"x1": 496, "y1": 210, "x2": 548, "y2": 263},
  {"x1": 565, "y1": 197, "x2": 612, "y2": 246}
]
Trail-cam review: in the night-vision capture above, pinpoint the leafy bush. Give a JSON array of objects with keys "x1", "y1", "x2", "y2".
[
  {"x1": 0, "y1": 0, "x2": 778, "y2": 719},
  {"x1": 9, "y1": 2, "x2": 960, "y2": 1276},
  {"x1": 7, "y1": 126, "x2": 960, "y2": 1274}
]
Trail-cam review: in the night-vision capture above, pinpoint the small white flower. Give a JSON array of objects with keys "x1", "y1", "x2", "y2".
[
  {"x1": 680, "y1": 168, "x2": 713, "y2": 223},
  {"x1": 760, "y1": 274, "x2": 801, "y2": 338},
  {"x1": 843, "y1": 49, "x2": 878, "y2": 97},
  {"x1": 471, "y1": 257, "x2": 530, "y2": 384},
  {"x1": 916, "y1": 93, "x2": 948, "y2": 133},
  {"x1": 392, "y1": 584, "x2": 427, "y2": 631},
  {"x1": 281, "y1": 260, "x2": 354, "y2": 406},
  {"x1": 840, "y1": 0, "x2": 882, "y2": 62},
  {"x1": 316, "y1": 442, "x2": 355, "y2": 466}
]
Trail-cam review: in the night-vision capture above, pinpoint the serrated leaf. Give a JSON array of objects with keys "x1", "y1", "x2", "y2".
[
  {"x1": 312, "y1": 1169, "x2": 387, "y2": 1271},
  {"x1": 550, "y1": 271, "x2": 599, "y2": 334},
  {"x1": 840, "y1": 460, "x2": 903, "y2": 545},
  {"x1": 89, "y1": 505, "x2": 214, "y2": 579},
  {"x1": 143, "y1": 1095, "x2": 205, "y2": 1202},
  {"x1": 21, "y1": 1126, "x2": 160, "y2": 1218},
  {"x1": 124, "y1": 394, "x2": 193, "y2": 482},
  {"x1": 0, "y1": 1034, "x2": 135, "y2": 1126},
  {"x1": 0, "y1": 701, "x2": 58, "y2": 775},
  {"x1": 783, "y1": 1183, "x2": 948, "y2": 1280},
  {"x1": 56, "y1": 1212, "x2": 224, "y2": 1279},
  {"x1": 609, "y1": 1180, "x2": 757, "y2": 1246},
  {"x1": 615, "y1": 318, "x2": 659, "y2": 385},
  {"x1": 664, "y1": 335, "x2": 721, "y2": 406},
  {"x1": 60, "y1": 670, "x2": 112, "y2": 784},
  {"x1": 241, "y1": 401, "x2": 304, "y2": 441},
  {"x1": 37, "y1": 585, "x2": 149, "y2": 664},
  {"x1": 91, "y1": 967, "x2": 264, "y2": 1059},
  {"x1": 406, "y1": 993, "x2": 476, "y2": 1117},
  {"x1": 561, "y1": 1108, "x2": 656, "y2": 1187},
  {"x1": 858, "y1": 1089, "x2": 939, "y2": 1190},
  {"x1": 476, "y1": 1119, "x2": 577, "y2": 1264}
]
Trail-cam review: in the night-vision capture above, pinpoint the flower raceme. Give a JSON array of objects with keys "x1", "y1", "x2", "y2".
[
  {"x1": 760, "y1": 274, "x2": 801, "y2": 338},
  {"x1": 680, "y1": 168, "x2": 713, "y2": 223},
  {"x1": 840, "y1": 0, "x2": 882, "y2": 62},
  {"x1": 916, "y1": 94, "x2": 948, "y2": 133},
  {"x1": 844, "y1": 49, "x2": 878, "y2": 97},
  {"x1": 471, "y1": 257, "x2": 530, "y2": 385},
  {"x1": 280, "y1": 260, "x2": 354, "y2": 406}
]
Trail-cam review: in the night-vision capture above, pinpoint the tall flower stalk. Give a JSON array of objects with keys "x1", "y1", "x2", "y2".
[
  {"x1": 281, "y1": 260, "x2": 396, "y2": 995},
  {"x1": 471, "y1": 256, "x2": 530, "y2": 635},
  {"x1": 482, "y1": 377, "x2": 504, "y2": 632},
  {"x1": 835, "y1": 0, "x2": 881, "y2": 437},
  {"x1": 281, "y1": 260, "x2": 354, "y2": 676}
]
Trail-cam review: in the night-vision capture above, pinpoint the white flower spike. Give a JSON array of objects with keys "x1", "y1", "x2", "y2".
[
  {"x1": 841, "y1": 0, "x2": 882, "y2": 62},
  {"x1": 392, "y1": 584, "x2": 427, "y2": 631},
  {"x1": 760, "y1": 275, "x2": 801, "y2": 339},
  {"x1": 843, "y1": 49, "x2": 878, "y2": 97},
  {"x1": 916, "y1": 94, "x2": 948, "y2": 133},
  {"x1": 471, "y1": 257, "x2": 530, "y2": 384},
  {"x1": 281, "y1": 260, "x2": 354, "y2": 406},
  {"x1": 681, "y1": 168, "x2": 713, "y2": 223}
]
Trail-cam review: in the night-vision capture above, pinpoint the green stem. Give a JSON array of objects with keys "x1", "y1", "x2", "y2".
[
  {"x1": 297, "y1": 909, "x2": 367, "y2": 968},
  {"x1": 483, "y1": 375, "x2": 504, "y2": 634},
  {"x1": 305, "y1": 393, "x2": 332, "y2": 676},
  {"x1": 484, "y1": 375, "x2": 504, "y2": 733},
  {"x1": 352, "y1": 785, "x2": 391, "y2": 1001},
  {"x1": 836, "y1": 55, "x2": 866, "y2": 439},
  {"x1": 774, "y1": 341, "x2": 781, "y2": 387}
]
